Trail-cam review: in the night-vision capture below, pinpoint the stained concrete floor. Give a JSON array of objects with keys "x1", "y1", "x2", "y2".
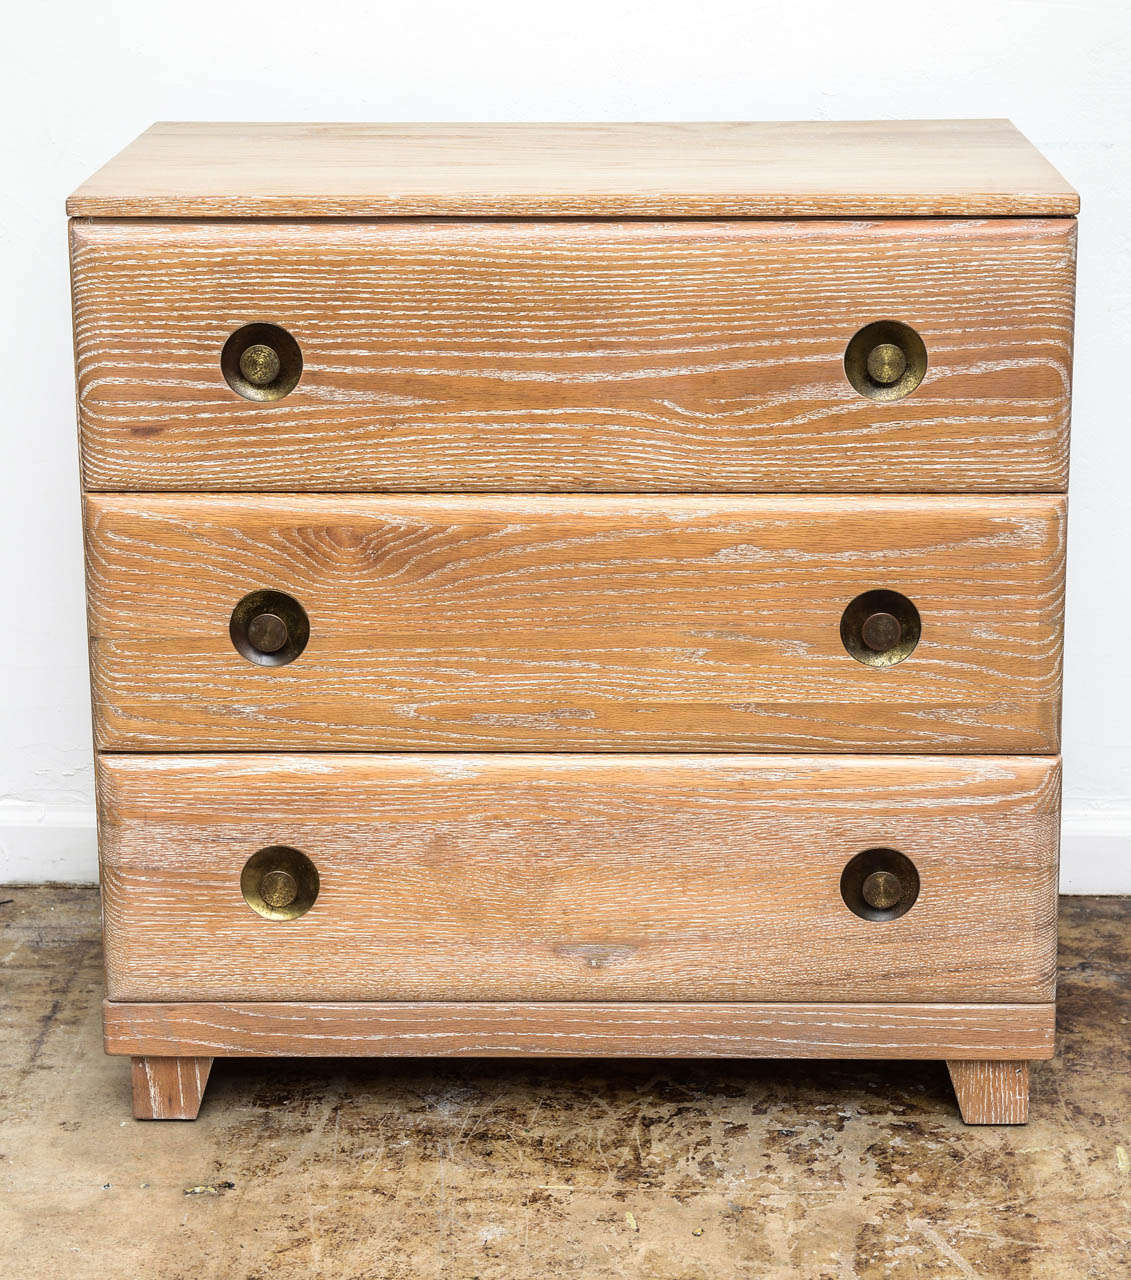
[{"x1": 1, "y1": 889, "x2": 1128, "y2": 1280}]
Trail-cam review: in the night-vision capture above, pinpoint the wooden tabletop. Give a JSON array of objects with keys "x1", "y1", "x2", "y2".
[{"x1": 67, "y1": 120, "x2": 1078, "y2": 219}]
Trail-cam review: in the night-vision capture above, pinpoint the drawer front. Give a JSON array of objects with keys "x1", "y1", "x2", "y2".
[
  {"x1": 71, "y1": 218, "x2": 1074, "y2": 493},
  {"x1": 84, "y1": 494, "x2": 1065, "y2": 753},
  {"x1": 97, "y1": 753, "x2": 1060, "y2": 1003}
]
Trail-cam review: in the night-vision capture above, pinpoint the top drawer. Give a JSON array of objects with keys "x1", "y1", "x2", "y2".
[{"x1": 70, "y1": 218, "x2": 1075, "y2": 493}]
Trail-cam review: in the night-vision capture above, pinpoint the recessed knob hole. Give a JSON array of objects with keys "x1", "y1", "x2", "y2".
[
  {"x1": 841, "y1": 590, "x2": 921, "y2": 667},
  {"x1": 841, "y1": 849, "x2": 920, "y2": 922},
  {"x1": 221, "y1": 323, "x2": 302, "y2": 401},
  {"x1": 241, "y1": 846, "x2": 319, "y2": 921},
  {"x1": 844, "y1": 321, "x2": 927, "y2": 401},
  {"x1": 230, "y1": 590, "x2": 309, "y2": 667}
]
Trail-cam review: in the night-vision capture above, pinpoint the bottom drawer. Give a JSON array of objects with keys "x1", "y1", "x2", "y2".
[{"x1": 97, "y1": 754, "x2": 1059, "y2": 1003}]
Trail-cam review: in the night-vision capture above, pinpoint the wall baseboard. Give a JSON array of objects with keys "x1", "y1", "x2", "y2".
[
  {"x1": 1058, "y1": 809, "x2": 1131, "y2": 893},
  {"x1": 0, "y1": 805, "x2": 99, "y2": 883},
  {"x1": 0, "y1": 803, "x2": 1127, "y2": 891}
]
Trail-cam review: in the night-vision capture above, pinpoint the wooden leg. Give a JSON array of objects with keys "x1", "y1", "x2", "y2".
[
  {"x1": 946, "y1": 1059, "x2": 1029, "y2": 1124},
  {"x1": 130, "y1": 1056, "x2": 214, "y2": 1120}
]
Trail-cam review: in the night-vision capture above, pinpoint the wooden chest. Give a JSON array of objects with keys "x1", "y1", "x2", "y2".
[{"x1": 69, "y1": 121, "x2": 1077, "y2": 1123}]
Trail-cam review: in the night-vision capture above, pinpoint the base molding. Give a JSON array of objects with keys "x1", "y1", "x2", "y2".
[{"x1": 104, "y1": 999, "x2": 1054, "y2": 1060}]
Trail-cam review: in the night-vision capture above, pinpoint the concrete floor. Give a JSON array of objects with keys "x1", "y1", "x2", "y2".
[{"x1": 1, "y1": 889, "x2": 1128, "y2": 1279}]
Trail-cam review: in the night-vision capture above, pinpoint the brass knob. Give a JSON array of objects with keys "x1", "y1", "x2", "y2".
[
  {"x1": 241, "y1": 846, "x2": 319, "y2": 920},
  {"x1": 230, "y1": 590, "x2": 310, "y2": 667},
  {"x1": 865, "y1": 342, "x2": 907, "y2": 387},
  {"x1": 239, "y1": 343, "x2": 281, "y2": 388},
  {"x1": 221, "y1": 323, "x2": 303, "y2": 401},
  {"x1": 841, "y1": 848, "x2": 920, "y2": 921},
  {"x1": 247, "y1": 611, "x2": 289, "y2": 654},
  {"x1": 844, "y1": 321, "x2": 927, "y2": 401},
  {"x1": 259, "y1": 868, "x2": 298, "y2": 909},
  {"x1": 860, "y1": 610, "x2": 902, "y2": 653},
  {"x1": 862, "y1": 869, "x2": 903, "y2": 911},
  {"x1": 841, "y1": 590, "x2": 921, "y2": 667}
]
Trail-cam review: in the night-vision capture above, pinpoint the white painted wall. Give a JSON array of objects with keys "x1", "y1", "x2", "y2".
[{"x1": 3, "y1": 0, "x2": 1129, "y2": 887}]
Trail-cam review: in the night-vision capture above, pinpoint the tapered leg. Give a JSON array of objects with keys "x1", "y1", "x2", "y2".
[
  {"x1": 946, "y1": 1059, "x2": 1029, "y2": 1124},
  {"x1": 130, "y1": 1055, "x2": 214, "y2": 1120}
]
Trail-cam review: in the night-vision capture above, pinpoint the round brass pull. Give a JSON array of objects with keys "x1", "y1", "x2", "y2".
[
  {"x1": 865, "y1": 342, "x2": 907, "y2": 387},
  {"x1": 840, "y1": 589, "x2": 921, "y2": 667},
  {"x1": 230, "y1": 590, "x2": 310, "y2": 666},
  {"x1": 259, "y1": 868, "x2": 298, "y2": 909},
  {"x1": 859, "y1": 609, "x2": 901, "y2": 653},
  {"x1": 221, "y1": 323, "x2": 303, "y2": 401},
  {"x1": 239, "y1": 343, "x2": 282, "y2": 388},
  {"x1": 241, "y1": 846, "x2": 319, "y2": 921},
  {"x1": 841, "y1": 849, "x2": 919, "y2": 922},
  {"x1": 246, "y1": 610, "x2": 289, "y2": 654},
  {"x1": 861, "y1": 869, "x2": 903, "y2": 911},
  {"x1": 844, "y1": 321, "x2": 927, "y2": 402}
]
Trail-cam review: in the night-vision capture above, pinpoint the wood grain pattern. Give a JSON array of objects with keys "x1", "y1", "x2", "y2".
[
  {"x1": 129, "y1": 1055, "x2": 212, "y2": 1120},
  {"x1": 96, "y1": 753, "x2": 1059, "y2": 1002},
  {"x1": 71, "y1": 218, "x2": 1075, "y2": 493},
  {"x1": 947, "y1": 1059, "x2": 1030, "y2": 1124},
  {"x1": 66, "y1": 121, "x2": 1079, "y2": 218},
  {"x1": 84, "y1": 494, "x2": 1065, "y2": 752},
  {"x1": 103, "y1": 1000, "x2": 1056, "y2": 1060}
]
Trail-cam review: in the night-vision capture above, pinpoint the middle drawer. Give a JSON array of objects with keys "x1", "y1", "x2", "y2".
[{"x1": 85, "y1": 494, "x2": 1064, "y2": 753}]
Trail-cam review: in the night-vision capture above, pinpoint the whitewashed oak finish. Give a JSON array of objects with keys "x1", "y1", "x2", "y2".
[
  {"x1": 69, "y1": 122, "x2": 1075, "y2": 1123},
  {"x1": 107, "y1": 1002, "x2": 1056, "y2": 1061},
  {"x1": 96, "y1": 753, "x2": 1060, "y2": 1003},
  {"x1": 84, "y1": 493, "x2": 1065, "y2": 753},
  {"x1": 70, "y1": 218, "x2": 1076, "y2": 493},
  {"x1": 129, "y1": 1054, "x2": 212, "y2": 1121},
  {"x1": 947, "y1": 1059, "x2": 1031, "y2": 1124},
  {"x1": 67, "y1": 121, "x2": 1079, "y2": 218}
]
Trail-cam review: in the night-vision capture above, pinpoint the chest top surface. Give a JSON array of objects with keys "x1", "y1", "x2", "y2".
[{"x1": 67, "y1": 119, "x2": 1077, "y2": 219}]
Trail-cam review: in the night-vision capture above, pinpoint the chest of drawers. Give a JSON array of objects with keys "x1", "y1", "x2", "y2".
[{"x1": 69, "y1": 121, "x2": 1076, "y2": 1123}]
